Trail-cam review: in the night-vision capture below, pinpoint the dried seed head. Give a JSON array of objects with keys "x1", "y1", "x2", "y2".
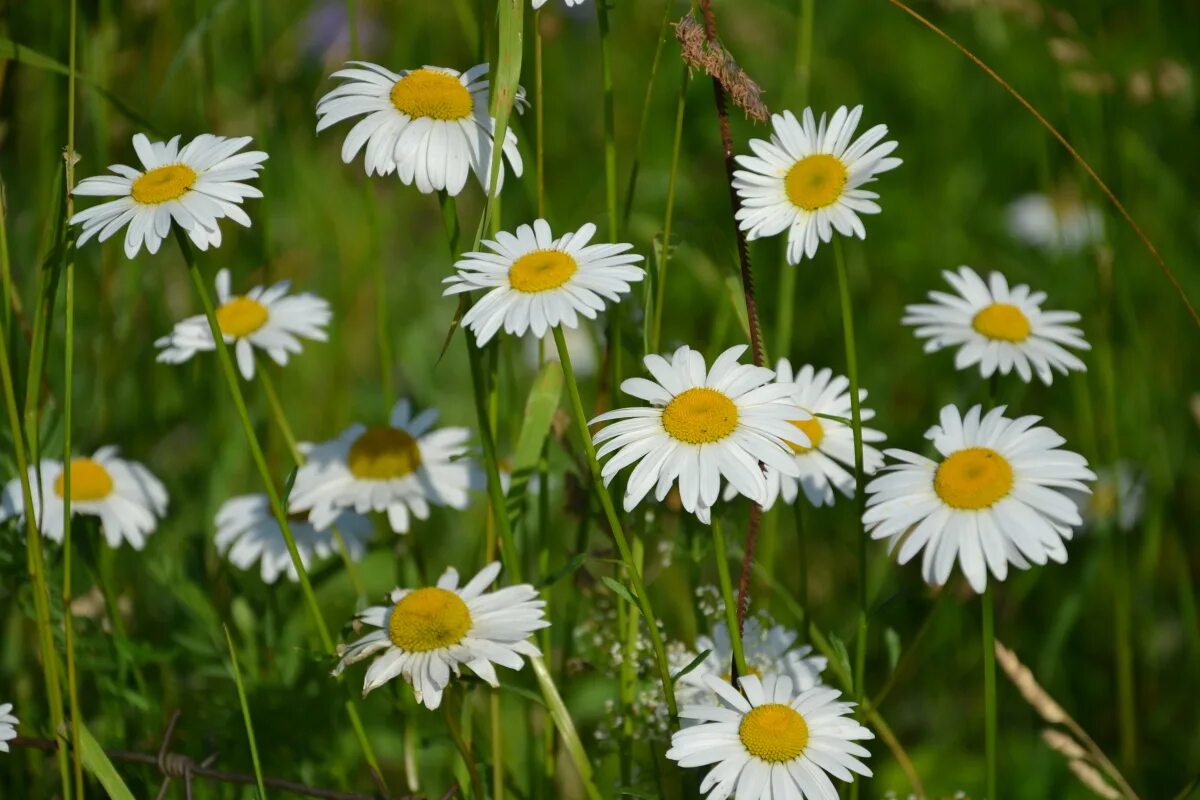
[
  {"x1": 1041, "y1": 728, "x2": 1088, "y2": 760},
  {"x1": 994, "y1": 640, "x2": 1066, "y2": 724},
  {"x1": 1069, "y1": 760, "x2": 1122, "y2": 799},
  {"x1": 674, "y1": 15, "x2": 769, "y2": 123}
]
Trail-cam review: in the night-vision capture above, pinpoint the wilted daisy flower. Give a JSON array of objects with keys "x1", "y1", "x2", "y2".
[
  {"x1": 316, "y1": 61, "x2": 525, "y2": 195},
  {"x1": 1007, "y1": 192, "x2": 1103, "y2": 254},
  {"x1": 70, "y1": 133, "x2": 267, "y2": 258},
  {"x1": 725, "y1": 359, "x2": 885, "y2": 508},
  {"x1": 156, "y1": 268, "x2": 331, "y2": 381},
  {"x1": 591, "y1": 345, "x2": 806, "y2": 522},
  {"x1": 0, "y1": 703, "x2": 16, "y2": 753},
  {"x1": 734, "y1": 106, "x2": 901, "y2": 264},
  {"x1": 667, "y1": 673, "x2": 873, "y2": 799},
  {"x1": 865, "y1": 404, "x2": 1095, "y2": 593},
  {"x1": 0, "y1": 448, "x2": 168, "y2": 550},
  {"x1": 333, "y1": 562, "x2": 547, "y2": 708},
  {"x1": 444, "y1": 219, "x2": 644, "y2": 346},
  {"x1": 289, "y1": 400, "x2": 474, "y2": 534},
  {"x1": 215, "y1": 495, "x2": 373, "y2": 584},
  {"x1": 903, "y1": 266, "x2": 1090, "y2": 385},
  {"x1": 673, "y1": 615, "x2": 827, "y2": 711}
]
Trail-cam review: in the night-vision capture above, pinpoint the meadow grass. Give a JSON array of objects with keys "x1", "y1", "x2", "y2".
[{"x1": 2, "y1": 0, "x2": 1199, "y2": 798}]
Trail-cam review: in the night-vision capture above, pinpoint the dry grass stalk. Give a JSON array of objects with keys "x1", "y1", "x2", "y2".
[
  {"x1": 674, "y1": 15, "x2": 768, "y2": 123},
  {"x1": 1070, "y1": 760, "x2": 1123, "y2": 800},
  {"x1": 994, "y1": 640, "x2": 1066, "y2": 723},
  {"x1": 1042, "y1": 728, "x2": 1088, "y2": 760}
]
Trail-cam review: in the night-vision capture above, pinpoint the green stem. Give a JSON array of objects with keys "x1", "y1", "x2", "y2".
[
  {"x1": 490, "y1": 689, "x2": 503, "y2": 800},
  {"x1": 0, "y1": 174, "x2": 12, "y2": 338},
  {"x1": 793, "y1": 501, "x2": 808, "y2": 638},
  {"x1": 596, "y1": 0, "x2": 622, "y2": 415},
  {"x1": 833, "y1": 239, "x2": 868, "y2": 703},
  {"x1": 552, "y1": 326, "x2": 679, "y2": 722},
  {"x1": 225, "y1": 625, "x2": 268, "y2": 799},
  {"x1": 649, "y1": 64, "x2": 688, "y2": 355},
  {"x1": 983, "y1": 585, "x2": 997, "y2": 800},
  {"x1": 620, "y1": 0, "x2": 674, "y2": 231},
  {"x1": 173, "y1": 230, "x2": 386, "y2": 786},
  {"x1": 534, "y1": 10, "x2": 545, "y2": 219},
  {"x1": 773, "y1": 264, "x2": 797, "y2": 361},
  {"x1": 62, "y1": 0, "x2": 84, "y2": 793},
  {"x1": 711, "y1": 519, "x2": 749, "y2": 677},
  {"x1": 444, "y1": 692, "x2": 484, "y2": 800},
  {"x1": 794, "y1": 0, "x2": 815, "y2": 108}
]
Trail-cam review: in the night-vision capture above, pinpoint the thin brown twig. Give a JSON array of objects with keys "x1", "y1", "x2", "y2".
[
  {"x1": 884, "y1": 0, "x2": 1199, "y2": 328},
  {"x1": 694, "y1": 1, "x2": 767, "y2": 643},
  {"x1": 11, "y1": 736, "x2": 440, "y2": 800}
]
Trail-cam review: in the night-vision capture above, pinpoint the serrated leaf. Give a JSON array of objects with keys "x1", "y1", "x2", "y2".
[
  {"x1": 601, "y1": 576, "x2": 638, "y2": 612},
  {"x1": 671, "y1": 648, "x2": 712, "y2": 685},
  {"x1": 79, "y1": 721, "x2": 135, "y2": 800}
]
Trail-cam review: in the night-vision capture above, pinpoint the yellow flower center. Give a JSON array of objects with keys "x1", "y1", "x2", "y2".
[
  {"x1": 53, "y1": 458, "x2": 115, "y2": 502},
  {"x1": 387, "y1": 587, "x2": 473, "y2": 652},
  {"x1": 972, "y1": 303, "x2": 1032, "y2": 342},
  {"x1": 509, "y1": 250, "x2": 578, "y2": 294},
  {"x1": 786, "y1": 416, "x2": 824, "y2": 454},
  {"x1": 131, "y1": 164, "x2": 198, "y2": 205},
  {"x1": 934, "y1": 447, "x2": 1014, "y2": 510},
  {"x1": 389, "y1": 70, "x2": 474, "y2": 121},
  {"x1": 784, "y1": 154, "x2": 848, "y2": 211},
  {"x1": 347, "y1": 427, "x2": 423, "y2": 480},
  {"x1": 1091, "y1": 482, "x2": 1118, "y2": 518},
  {"x1": 215, "y1": 296, "x2": 270, "y2": 338},
  {"x1": 738, "y1": 704, "x2": 810, "y2": 763},
  {"x1": 661, "y1": 388, "x2": 739, "y2": 444}
]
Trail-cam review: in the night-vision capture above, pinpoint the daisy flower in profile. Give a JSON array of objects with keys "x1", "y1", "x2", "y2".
[
  {"x1": 289, "y1": 400, "x2": 474, "y2": 534},
  {"x1": 591, "y1": 345, "x2": 807, "y2": 522},
  {"x1": 215, "y1": 495, "x2": 373, "y2": 584},
  {"x1": 667, "y1": 673, "x2": 873, "y2": 799},
  {"x1": 156, "y1": 268, "x2": 331, "y2": 381},
  {"x1": 70, "y1": 133, "x2": 267, "y2": 258},
  {"x1": 734, "y1": 105, "x2": 901, "y2": 264},
  {"x1": 316, "y1": 61, "x2": 524, "y2": 195},
  {"x1": 0, "y1": 703, "x2": 16, "y2": 753},
  {"x1": 673, "y1": 614, "x2": 827, "y2": 711},
  {"x1": 333, "y1": 562, "x2": 547, "y2": 708},
  {"x1": 1007, "y1": 191, "x2": 1103, "y2": 254},
  {"x1": 0, "y1": 447, "x2": 168, "y2": 550},
  {"x1": 903, "y1": 266, "x2": 1090, "y2": 385},
  {"x1": 864, "y1": 404, "x2": 1095, "y2": 593},
  {"x1": 725, "y1": 359, "x2": 886, "y2": 509},
  {"x1": 444, "y1": 219, "x2": 644, "y2": 346}
]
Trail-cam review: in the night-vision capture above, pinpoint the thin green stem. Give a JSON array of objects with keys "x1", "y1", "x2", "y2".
[
  {"x1": 173, "y1": 230, "x2": 386, "y2": 786},
  {"x1": 444, "y1": 693, "x2": 485, "y2": 800},
  {"x1": 794, "y1": 0, "x2": 815, "y2": 108},
  {"x1": 534, "y1": 10, "x2": 545, "y2": 219},
  {"x1": 711, "y1": 519, "x2": 749, "y2": 677},
  {"x1": 62, "y1": 1, "x2": 84, "y2": 793},
  {"x1": 833, "y1": 239, "x2": 868, "y2": 704},
  {"x1": 649, "y1": 64, "x2": 688, "y2": 355},
  {"x1": 256, "y1": 363, "x2": 302, "y2": 465},
  {"x1": 620, "y1": 0, "x2": 674, "y2": 231},
  {"x1": 552, "y1": 326, "x2": 679, "y2": 721},
  {"x1": 773, "y1": 265, "x2": 797, "y2": 361},
  {"x1": 793, "y1": 501, "x2": 808, "y2": 638},
  {"x1": 982, "y1": 586, "x2": 997, "y2": 800},
  {"x1": 0, "y1": 175, "x2": 12, "y2": 338},
  {"x1": 596, "y1": 1, "x2": 618, "y2": 241},
  {"x1": 225, "y1": 625, "x2": 268, "y2": 799},
  {"x1": 490, "y1": 690, "x2": 503, "y2": 800}
]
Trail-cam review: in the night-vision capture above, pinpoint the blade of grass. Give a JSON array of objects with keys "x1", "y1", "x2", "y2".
[{"x1": 224, "y1": 624, "x2": 268, "y2": 799}]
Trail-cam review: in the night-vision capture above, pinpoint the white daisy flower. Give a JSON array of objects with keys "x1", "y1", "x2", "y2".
[
  {"x1": 0, "y1": 703, "x2": 17, "y2": 753},
  {"x1": 443, "y1": 219, "x2": 644, "y2": 347},
  {"x1": 533, "y1": 0, "x2": 588, "y2": 7},
  {"x1": 673, "y1": 617, "x2": 827, "y2": 712},
  {"x1": 1073, "y1": 462, "x2": 1146, "y2": 534},
  {"x1": 0, "y1": 447, "x2": 168, "y2": 550},
  {"x1": 289, "y1": 400, "x2": 475, "y2": 534},
  {"x1": 69, "y1": 133, "x2": 267, "y2": 259},
  {"x1": 864, "y1": 404, "x2": 1096, "y2": 593},
  {"x1": 903, "y1": 266, "x2": 1091, "y2": 385},
  {"x1": 733, "y1": 105, "x2": 901, "y2": 265},
  {"x1": 667, "y1": 673, "x2": 873, "y2": 800},
  {"x1": 590, "y1": 344, "x2": 807, "y2": 522},
  {"x1": 155, "y1": 268, "x2": 331, "y2": 381},
  {"x1": 316, "y1": 61, "x2": 525, "y2": 196},
  {"x1": 333, "y1": 562, "x2": 547, "y2": 709},
  {"x1": 723, "y1": 359, "x2": 886, "y2": 509},
  {"x1": 215, "y1": 495, "x2": 374, "y2": 584},
  {"x1": 1006, "y1": 192, "x2": 1103, "y2": 254}
]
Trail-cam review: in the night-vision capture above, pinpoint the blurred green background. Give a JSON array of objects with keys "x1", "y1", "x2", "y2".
[{"x1": 1, "y1": 0, "x2": 1198, "y2": 797}]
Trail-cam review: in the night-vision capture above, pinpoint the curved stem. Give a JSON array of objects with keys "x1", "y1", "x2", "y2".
[
  {"x1": 174, "y1": 230, "x2": 386, "y2": 787},
  {"x1": 552, "y1": 326, "x2": 679, "y2": 722}
]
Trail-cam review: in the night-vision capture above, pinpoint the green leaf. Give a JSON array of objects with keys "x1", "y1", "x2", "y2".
[
  {"x1": 539, "y1": 552, "x2": 587, "y2": 589},
  {"x1": 884, "y1": 627, "x2": 902, "y2": 672},
  {"x1": 828, "y1": 633, "x2": 853, "y2": 684},
  {"x1": 601, "y1": 576, "x2": 638, "y2": 612},
  {"x1": 671, "y1": 648, "x2": 712, "y2": 685},
  {"x1": 506, "y1": 361, "x2": 563, "y2": 526},
  {"x1": 480, "y1": 0, "x2": 525, "y2": 235},
  {"x1": 725, "y1": 273, "x2": 751, "y2": 341},
  {"x1": 78, "y1": 722, "x2": 135, "y2": 800}
]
